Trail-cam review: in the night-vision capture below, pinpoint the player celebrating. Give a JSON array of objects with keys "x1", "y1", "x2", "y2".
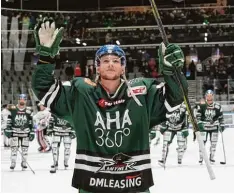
[
  {"x1": 47, "y1": 114, "x2": 75, "y2": 173},
  {"x1": 196, "y1": 90, "x2": 225, "y2": 164},
  {"x1": 4, "y1": 94, "x2": 34, "y2": 170},
  {"x1": 158, "y1": 103, "x2": 189, "y2": 166},
  {"x1": 32, "y1": 19, "x2": 188, "y2": 192}
]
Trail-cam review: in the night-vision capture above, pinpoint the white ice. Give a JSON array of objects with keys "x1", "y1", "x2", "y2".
[{"x1": 1, "y1": 128, "x2": 234, "y2": 193}]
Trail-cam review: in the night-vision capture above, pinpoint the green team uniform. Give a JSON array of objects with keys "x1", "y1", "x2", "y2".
[
  {"x1": 6, "y1": 105, "x2": 34, "y2": 138},
  {"x1": 32, "y1": 63, "x2": 187, "y2": 192},
  {"x1": 48, "y1": 114, "x2": 75, "y2": 137},
  {"x1": 158, "y1": 104, "x2": 188, "y2": 164},
  {"x1": 196, "y1": 102, "x2": 224, "y2": 132},
  {"x1": 5, "y1": 105, "x2": 34, "y2": 169},
  {"x1": 160, "y1": 103, "x2": 189, "y2": 144},
  {"x1": 196, "y1": 102, "x2": 225, "y2": 162},
  {"x1": 48, "y1": 114, "x2": 75, "y2": 172}
]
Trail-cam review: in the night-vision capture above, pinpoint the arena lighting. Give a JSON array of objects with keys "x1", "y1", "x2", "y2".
[
  {"x1": 75, "y1": 38, "x2": 80, "y2": 42},
  {"x1": 205, "y1": 33, "x2": 208, "y2": 37},
  {"x1": 82, "y1": 42, "x2": 87, "y2": 46},
  {"x1": 116, "y1": 40, "x2": 120, "y2": 45},
  {"x1": 204, "y1": 37, "x2": 207, "y2": 42}
]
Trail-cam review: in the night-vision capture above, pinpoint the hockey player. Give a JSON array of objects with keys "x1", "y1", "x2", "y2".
[
  {"x1": 158, "y1": 103, "x2": 189, "y2": 166},
  {"x1": 4, "y1": 94, "x2": 34, "y2": 170},
  {"x1": 1, "y1": 104, "x2": 11, "y2": 147},
  {"x1": 196, "y1": 90, "x2": 225, "y2": 164},
  {"x1": 47, "y1": 114, "x2": 75, "y2": 173},
  {"x1": 32, "y1": 19, "x2": 188, "y2": 192},
  {"x1": 33, "y1": 103, "x2": 51, "y2": 152}
]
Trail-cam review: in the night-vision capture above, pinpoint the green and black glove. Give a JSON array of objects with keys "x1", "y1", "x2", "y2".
[
  {"x1": 219, "y1": 126, "x2": 225, "y2": 133},
  {"x1": 158, "y1": 43, "x2": 184, "y2": 75},
  {"x1": 29, "y1": 132, "x2": 35, "y2": 141},
  {"x1": 34, "y1": 17, "x2": 64, "y2": 58},
  {"x1": 70, "y1": 131, "x2": 76, "y2": 139},
  {"x1": 198, "y1": 123, "x2": 205, "y2": 132},
  {"x1": 181, "y1": 129, "x2": 189, "y2": 138},
  {"x1": 4, "y1": 129, "x2": 12, "y2": 138}
]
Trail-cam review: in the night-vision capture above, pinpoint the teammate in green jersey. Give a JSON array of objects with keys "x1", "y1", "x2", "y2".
[
  {"x1": 48, "y1": 114, "x2": 76, "y2": 173},
  {"x1": 196, "y1": 90, "x2": 225, "y2": 164},
  {"x1": 5, "y1": 94, "x2": 34, "y2": 170},
  {"x1": 32, "y1": 19, "x2": 188, "y2": 193},
  {"x1": 158, "y1": 103, "x2": 189, "y2": 166}
]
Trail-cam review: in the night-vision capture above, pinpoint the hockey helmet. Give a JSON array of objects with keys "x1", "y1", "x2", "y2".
[{"x1": 95, "y1": 44, "x2": 126, "y2": 67}]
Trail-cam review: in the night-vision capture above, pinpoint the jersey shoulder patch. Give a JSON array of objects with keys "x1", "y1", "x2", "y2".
[
  {"x1": 127, "y1": 85, "x2": 147, "y2": 97},
  {"x1": 26, "y1": 106, "x2": 33, "y2": 114},
  {"x1": 214, "y1": 103, "x2": 221, "y2": 109},
  {"x1": 84, "y1": 78, "x2": 96, "y2": 87}
]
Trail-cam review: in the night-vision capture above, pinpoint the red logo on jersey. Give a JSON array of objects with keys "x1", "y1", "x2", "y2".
[
  {"x1": 98, "y1": 99, "x2": 125, "y2": 108},
  {"x1": 127, "y1": 86, "x2": 147, "y2": 97}
]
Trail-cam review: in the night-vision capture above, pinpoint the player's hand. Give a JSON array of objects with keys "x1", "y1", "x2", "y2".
[
  {"x1": 4, "y1": 130, "x2": 12, "y2": 138},
  {"x1": 181, "y1": 129, "x2": 189, "y2": 138},
  {"x1": 70, "y1": 132, "x2": 76, "y2": 139},
  {"x1": 198, "y1": 123, "x2": 205, "y2": 132},
  {"x1": 158, "y1": 43, "x2": 184, "y2": 75},
  {"x1": 29, "y1": 132, "x2": 35, "y2": 141},
  {"x1": 219, "y1": 126, "x2": 225, "y2": 133},
  {"x1": 34, "y1": 17, "x2": 63, "y2": 57}
]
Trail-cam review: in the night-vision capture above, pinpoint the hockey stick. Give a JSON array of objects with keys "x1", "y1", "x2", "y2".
[
  {"x1": 148, "y1": 0, "x2": 215, "y2": 180},
  {"x1": 17, "y1": 149, "x2": 36, "y2": 174},
  {"x1": 220, "y1": 131, "x2": 226, "y2": 165},
  {"x1": 164, "y1": 144, "x2": 169, "y2": 170}
]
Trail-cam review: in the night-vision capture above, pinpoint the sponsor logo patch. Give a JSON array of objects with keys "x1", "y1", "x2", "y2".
[
  {"x1": 98, "y1": 99, "x2": 125, "y2": 108},
  {"x1": 127, "y1": 86, "x2": 147, "y2": 97}
]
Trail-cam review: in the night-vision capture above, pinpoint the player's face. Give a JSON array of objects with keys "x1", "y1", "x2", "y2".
[
  {"x1": 18, "y1": 98, "x2": 26, "y2": 106},
  {"x1": 98, "y1": 55, "x2": 124, "y2": 81},
  {"x1": 206, "y1": 94, "x2": 213, "y2": 104}
]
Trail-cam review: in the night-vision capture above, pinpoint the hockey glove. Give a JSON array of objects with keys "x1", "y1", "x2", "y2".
[
  {"x1": 181, "y1": 129, "x2": 189, "y2": 138},
  {"x1": 29, "y1": 132, "x2": 35, "y2": 141},
  {"x1": 4, "y1": 130, "x2": 12, "y2": 138},
  {"x1": 219, "y1": 126, "x2": 225, "y2": 133},
  {"x1": 197, "y1": 123, "x2": 205, "y2": 132},
  {"x1": 159, "y1": 127, "x2": 167, "y2": 135},
  {"x1": 34, "y1": 17, "x2": 64, "y2": 58},
  {"x1": 158, "y1": 43, "x2": 184, "y2": 75},
  {"x1": 70, "y1": 131, "x2": 76, "y2": 139}
]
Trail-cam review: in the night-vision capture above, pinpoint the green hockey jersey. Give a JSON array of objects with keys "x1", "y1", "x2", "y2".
[
  {"x1": 6, "y1": 105, "x2": 33, "y2": 137},
  {"x1": 32, "y1": 64, "x2": 188, "y2": 193},
  {"x1": 161, "y1": 103, "x2": 188, "y2": 131},
  {"x1": 196, "y1": 102, "x2": 225, "y2": 131},
  {"x1": 48, "y1": 114, "x2": 74, "y2": 136}
]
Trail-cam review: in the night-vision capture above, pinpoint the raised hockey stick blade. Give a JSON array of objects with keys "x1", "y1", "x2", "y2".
[{"x1": 148, "y1": 0, "x2": 215, "y2": 180}]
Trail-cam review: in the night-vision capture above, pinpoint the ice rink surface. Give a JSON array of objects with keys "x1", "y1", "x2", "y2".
[{"x1": 1, "y1": 128, "x2": 234, "y2": 193}]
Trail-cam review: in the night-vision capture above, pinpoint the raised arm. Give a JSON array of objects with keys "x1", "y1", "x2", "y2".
[{"x1": 31, "y1": 19, "x2": 73, "y2": 120}]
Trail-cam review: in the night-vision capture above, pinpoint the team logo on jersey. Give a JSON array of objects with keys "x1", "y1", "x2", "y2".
[
  {"x1": 97, "y1": 153, "x2": 136, "y2": 172},
  {"x1": 127, "y1": 86, "x2": 147, "y2": 97},
  {"x1": 98, "y1": 99, "x2": 125, "y2": 108},
  {"x1": 166, "y1": 111, "x2": 181, "y2": 123},
  {"x1": 205, "y1": 109, "x2": 216, "y2": 121}
]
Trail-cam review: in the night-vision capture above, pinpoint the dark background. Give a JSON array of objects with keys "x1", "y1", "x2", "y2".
[{"x1": 2, "y1": 0, "x2": 230, "y2": 11}]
